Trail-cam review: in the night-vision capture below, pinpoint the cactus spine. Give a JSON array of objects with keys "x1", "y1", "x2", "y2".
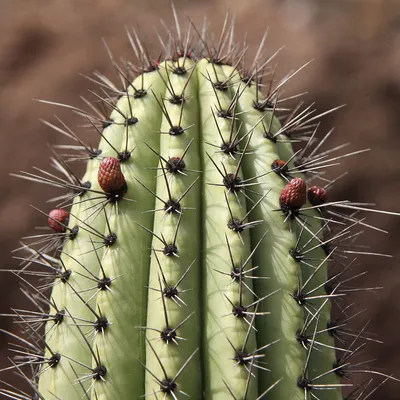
[{"x1": 2, "y1": 12, "x2": 399, "y2": 400}]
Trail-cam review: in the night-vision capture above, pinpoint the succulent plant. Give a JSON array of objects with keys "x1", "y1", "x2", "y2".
[{"x1": 1, "y1": 8, "x2": 399, "y2": 400}]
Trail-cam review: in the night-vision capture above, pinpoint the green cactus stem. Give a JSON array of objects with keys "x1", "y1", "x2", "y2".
[{"x1": 3, "y1": 11, "x2": 400, "y2": 400}]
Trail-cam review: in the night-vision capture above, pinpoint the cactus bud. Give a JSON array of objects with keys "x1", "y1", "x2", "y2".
[
  {"x1": 48, "y1": 209, "x2": 70, "y2": 232},
  {"x1": 271, "y1": 159, "x2": 288, "y2": 176},
  {"x1": 280, "y1": 178, "x2": 307, "y2": 212},
  {"x1": 308, "y1": 185, "x2": 328, "y2": 206},
  {"x1": 98, "y1": 157, "x2": 127, "y2": 194}
]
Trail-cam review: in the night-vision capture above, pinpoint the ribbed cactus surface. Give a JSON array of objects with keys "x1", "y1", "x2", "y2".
[{"x1": 2, "y1": 13, "x2": 399, "y2": 400}]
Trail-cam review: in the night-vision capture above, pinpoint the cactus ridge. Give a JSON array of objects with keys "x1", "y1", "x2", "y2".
[{"x1": 2, "y1": 9, "x2": 400, "y2": 400}]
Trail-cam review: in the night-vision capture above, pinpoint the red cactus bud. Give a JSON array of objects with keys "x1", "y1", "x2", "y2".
[
  {"x1": 48, "y1": 209, "x2": 70, "y2": 233},
  {"x1": 271, "y1": 159, "x2": 288, "y2": 175},
  {"x1": 308, "y1": 186, "x2": 328, "y2": 206},
  {"x1": 280, "y1": 178, "x2": 307, "y2": 211},
  {"x1": 98, "y1": 157, "x2": 127, "y2": 193}
]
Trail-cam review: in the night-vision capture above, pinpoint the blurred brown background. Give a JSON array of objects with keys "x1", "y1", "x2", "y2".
[{"x1": 1, "y1": 0, "x2": 400, "y2": 398}]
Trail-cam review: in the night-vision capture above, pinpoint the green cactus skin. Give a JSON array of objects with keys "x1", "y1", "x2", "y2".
[
  {"x1": 3, "y1": 13, "x2": 400, "y2": 400},
  {"x1": 88, "y1": 68, "x2": 170, "y2": 399},
  {"x1": 197, "y1": 59, "x2": 258, "y2": 399},
  {"x1": 277, "y1": 123, "x2": 344, "y2": 400},
  {"x1": 223, "y1": 65, "x2": 306, "y2": 399},
  {"x1": 144, "y1": 58, "x2": 202, "y2": 398},
  {"x1": 36, "y1": 68, "x2": 169, "y2": 399},
  {"x1": 36, "y1": 98, "x2": 124, "y2": 398}
]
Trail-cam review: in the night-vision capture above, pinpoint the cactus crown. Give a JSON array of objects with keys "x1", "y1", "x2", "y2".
[{"x1": 1, "y1": 8, "x2": 399, "y2": 400}]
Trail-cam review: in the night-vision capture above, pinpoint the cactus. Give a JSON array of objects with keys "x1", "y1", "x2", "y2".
[{"x1": 1, "y1": 9, "x2": 399, "y2": 400}]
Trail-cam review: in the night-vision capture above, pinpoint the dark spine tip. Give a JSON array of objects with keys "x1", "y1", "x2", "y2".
[
  {"x1": 60, "y1": 269, "x2": 72, "y2": 283},
  {"x1": 253, "y1": 100, "x2": 274, "y2": 112},
  {"x1": 94, "y1": 317, "x2": 109, "y2": 332},
  {"x1": 217, "y1": 109, "x2": 232, "y2": 119},
  {"x1": 295, "y1": 331, "x2": 309, "y2": 347},
  {"x1": 79, "y1": 181, "x2": 91, "y2": 197},
  {"x1": 213, "y1": 81, "x2": 228, "y2": 91},
  {"x1": 161, "y1": 328, "x2": 177, "y2": 343},
  {"x1": 327, "y1": 321, "x2": 337, "y2": 337},
  {"x1": 232, "y1": 304, "x2": 247, "y2": 318},
  {"x1": 98, "y1": 277, "x2": 112, "y2": 290},
  {"x1": 90, "y1": 149, "x2": 102, "y2": 159},
  {"x1": 92, "y1": 365, "x2": 107, "y2": 380},
  {"x1": 163, "y1": 244, "x2": 178, "y2": 257},
  {"x1": 292, "y1": 291, "x2": 307, "y2": 306},
  {"x1": 169, "y1": 126, "x2": 184, "y2": 136},
  {"x1": 134, "y1": 89, "x2": 147, "y2": 99},
  {"x1": 230, "y1": 267, "x2": 242, "y2": 282},
  {"x1": 241, "y1": 75, "x2": 254, "y2": 86},
  {"x1": 163, "y1": 286, "x2": 179, "y2": 299},
  {"x1": 48, "y1": 353, "x2": 61, "y2": 368},
  {"x1": 223, "y1": 173, "x2": 241, "y2": 192},
  {"x1": 116, "y1": 91, "x2": 125, "y2": 100},
  {"x1": 207, "y1": 57, "x2": 225, "y2": 65},
  {"x1": 144, "y1": 63, "x2": 160, "y2": 73},
  {"x1": 160, "y1": 378, "x2": 177, "y2": 394},
  {"x1": 289, "y1": 248, "x2": 303, "y2": 262},
  {"x1": 333, "y1": 362, "x2": 347, "y2": 377},
  {"x1": 220, "y1": 142, "x2": 237, "y2": 156},
  {"x1": 69, "y1": 225, "x2": 79, "y2": 240},
  {"x1": 297, "y1": 377, "x2": 312, "y2": 391},
  {"x1": 172, "y1": 66, "x2": 187, "y2": 75},
  {"x1": 54, "y1": 310, "x2": 65, "y2": 325},
  {"x1": 104, "y1": 232, "x2": 117, "y2": 247},
  {"x1": 227, "y1": 218, "x2": 244, "y2": 233},
  {"x1": 164, "y1": 199, "x2": 181, "y2": 214},
  {"x1": 234, "y1": 350, "x2": 250, "y2": 366},
  {"x1": 263, "y1": 130, "x2": 277, "y2": 143},
  {"x1": 168, "y1": 94, "x2": 185, "y2": 105},
  {"x1": 324, "y1": 281, "x2": 334, "y2": 296},
  {"x1": 117, "y1": 150, "x2": 131, "y2": 163},
  {"x1": 126, "y1": 116, "x2": 139, "y2": 126},
  {"x1": 166, "y1": 157, "x2": 185, "y2": 174},
  {"x1": 102, "y1": 120, "x2": 113, "y2": 129}
]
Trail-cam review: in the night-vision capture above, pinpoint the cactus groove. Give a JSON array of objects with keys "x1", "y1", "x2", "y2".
[{"x1": 2, "y1": 10, "x2": 400, "y2": 400}]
